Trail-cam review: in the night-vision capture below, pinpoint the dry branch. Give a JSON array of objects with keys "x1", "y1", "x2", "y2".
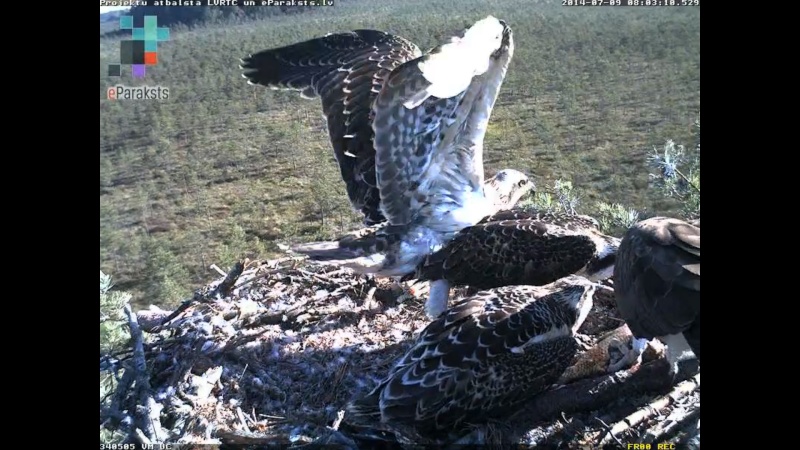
[
  {"x1": 642, "y1": 404, "x2": 700, "y2": 444},
  {"x1": 598, "y1": 373, "x2": 699, "y2": 445},
  {"x1": 123, "y1": 304, "x2": 166, "y2": 443},
  {"x1": 215, "y1": 430, "x2": 291, "y2": 446},
  {"x1": 144, "y1": 260, "x2": 253, "y2": 334},
  {"x1": 210, "y1": 260, "x2": 247, "y2": 299}
]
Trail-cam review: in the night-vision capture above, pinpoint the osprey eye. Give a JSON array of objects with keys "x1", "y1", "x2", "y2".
[{"x1": 517, "y1": 180, "x2": 526, "y2": 187}]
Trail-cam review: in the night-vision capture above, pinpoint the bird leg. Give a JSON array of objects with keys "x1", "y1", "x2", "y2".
[
  {"x1": 607, "y1": 337, "x2": 648, "y2": 374},
  {"x1": 425, "y1": 280, "x2": 451, "y2": 319}
]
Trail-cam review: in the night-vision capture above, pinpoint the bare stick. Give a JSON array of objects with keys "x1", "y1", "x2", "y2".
[
  {"x1": 106, "y1": 365, "x2": 135, "y2": 426},
  {"x1": 675, "y1": 168, "x2": 700, "y2": 194},
  {"x1": 134, "y1": 428, "x2": 152, "y2": 446},
  {"x1": 154, "y1": 299, "x2": 195, "y2": 330},
  {"x1": 595, "y1": 417, "x2": 624, "y2": 448},
  {"x1": 123, "y1": 305, "x2": 166, "y2": 443},
  {"x1": 598, "y1": 373, "x2": 699, "y2": 446},
  {"x1": 642, "y1": 405, "x2": 700, "y2": 444},
  {"x1": 210, "y1": 264, "x2": 227, "y2": 277},
  {"x1": 297, "y1": 268, "x2": 339, "y2": 284},
  {"x1": 153, "y1": 260, "x2": 248, "y2": 331},
  {"x1": 216, "y1": 430, "x2": 291, "y2": 445},
  {"x1": 236, "y1": 407, "x2": 252, "y2": 433},
  {"x1": 211, "y1": 260, "x2": 246, "y2": 299}
]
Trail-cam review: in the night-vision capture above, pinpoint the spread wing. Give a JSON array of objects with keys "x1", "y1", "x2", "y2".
[
  {"x1": 613, "y1": 217, "x2": 700, "y2": 340},
  {"x1": 407, "y1": 219, "x2": 596, "y2": 288},
  {"x1": 240, "y1": 30, "x2": 422, "y2": 226},
  {"x1": 363, "y1": 284, "x2": 585, "y2": 431},
  {"x1": 372, "y1": 19, "x2": 513, "y2": 228}
]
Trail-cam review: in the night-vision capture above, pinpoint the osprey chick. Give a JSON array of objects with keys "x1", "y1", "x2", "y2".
[
  {"x1": 405, "y1": 208, "x2": 620, "y2": 318},
  {"x1": 347, "y1": 275, "x2": 600, "y2": 445}
]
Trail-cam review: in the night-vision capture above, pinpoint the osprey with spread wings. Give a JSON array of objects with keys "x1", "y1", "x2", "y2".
[{"x1": 241, "y1": 17, "x2": 534, "y2": 318}]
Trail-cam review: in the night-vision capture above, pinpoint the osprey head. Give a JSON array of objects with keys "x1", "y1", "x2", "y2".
[
  {"x1": 549, "y1": 274, "x2": 600, "y2": 332},
  {"x1": 484, "y1": 169, "x2": 534, "y2": 212},
  {"x1": 579, "y1": 233, "x2": 621, "y2": 282}
]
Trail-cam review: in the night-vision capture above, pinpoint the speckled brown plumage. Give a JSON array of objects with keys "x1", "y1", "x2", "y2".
[
  {"x1": 370, "y1": 20, "x2": 514, "y2": 230},
  {"x1": 347, "y1": 275, "x2": 598, "y2": 440},
  {"x1": 405, "y1": 209, "x2": 620, "y2": 291},
  {"x1": 240, "y1": 30, "x2": 422, "y2": 226}
]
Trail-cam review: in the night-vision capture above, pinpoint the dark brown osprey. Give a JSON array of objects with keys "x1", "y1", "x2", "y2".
[
  {"x1": 346, "y1": 275, "x2": 599, "y2": 444},
  {"x1": 609, "y1": 216, "x2": 700, "y2": 375},
  {"x1": 403, "y1": 208, "x2": 621, "y2": 318}
]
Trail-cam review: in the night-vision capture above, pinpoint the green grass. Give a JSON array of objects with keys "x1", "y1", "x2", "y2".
[{"x1": 99, "y1": 0, "x2": 700, "y2": 309}]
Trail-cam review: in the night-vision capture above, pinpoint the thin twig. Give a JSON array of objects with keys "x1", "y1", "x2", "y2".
[
  {"x1": 675, "y1": 168, "x2": 700, "y2": 194},
  {"x1": 595, "y1": 417, "x2": 625, "y2": 447},
  {"x1": 210, "y1": 264, "x2": 227, "y2": 277}
]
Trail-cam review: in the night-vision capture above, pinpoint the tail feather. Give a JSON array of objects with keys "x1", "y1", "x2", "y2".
[
  {"x1": 290, "y1": 241, "x2": 366, "y2": 261},
  {"x1": 347, "y1": 393, "x2": 382, "y2": 422}
]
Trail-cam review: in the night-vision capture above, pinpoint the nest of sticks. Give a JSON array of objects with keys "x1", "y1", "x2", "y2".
[{"x1": 100, "y1": 258, "x2": 700, "y2": 449}]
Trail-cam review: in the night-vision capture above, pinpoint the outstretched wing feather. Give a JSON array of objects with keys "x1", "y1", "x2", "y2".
[
  {"x1": 371, "y1": 23, "x2": 513, "y2": 228},
  {"x1": 240, "y1": 30, "x2": 421, "y2": 225}
]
